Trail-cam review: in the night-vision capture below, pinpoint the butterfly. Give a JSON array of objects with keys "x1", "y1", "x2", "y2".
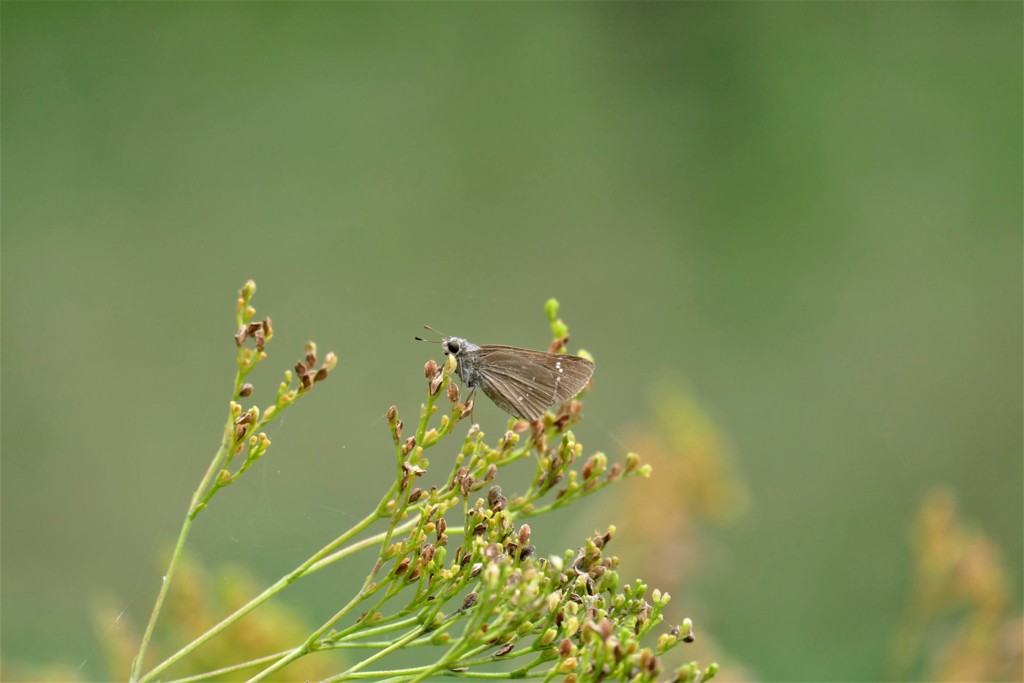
[{"x1": 418, "y1": 331, "x2": 595, "y2": 421}]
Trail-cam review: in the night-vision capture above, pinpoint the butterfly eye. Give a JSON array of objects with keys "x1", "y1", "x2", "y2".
[{"x1": 446, "y1": 340, "x2": 461, "y2": 355}]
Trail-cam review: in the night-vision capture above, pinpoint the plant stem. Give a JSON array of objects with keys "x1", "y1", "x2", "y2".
[
  {"x1": 326, "y1": 623, "x2": 432, "y2": 682},
  {"x1": 246, "y1": 588, "x2": 374, "y2": 683},
  {"x1": 164, "y1": 650, "x2": 287, "y2": 683},
  {"x1": 129, "y1": 417, "x2": 234, "y2": 682},
  {"x1": 138, "y1": 499, "x2": 388, "y2": 683}
]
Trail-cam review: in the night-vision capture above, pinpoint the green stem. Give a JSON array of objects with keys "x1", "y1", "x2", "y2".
[
  {"x1": 247, "y1": 587, "x2": 374, "y2": 682},
  {"x1": 326, "y1": 623, "x2": 432, "y2": 682},
  {"x1": 138, "y1": 499, "x2": 387, "y2": 683},
  {"x1": 330, "y1": 614, "x2": 421, "y2": 642},
  {"x1": 129, "y1": 416, "x2": 234, "y2": 682},
  {"x1": 164, "y1": 650, "x2": 286, "y2": 683},
  {"x1": 305, "y1": 514, "x2": 416, "y2": 575}
]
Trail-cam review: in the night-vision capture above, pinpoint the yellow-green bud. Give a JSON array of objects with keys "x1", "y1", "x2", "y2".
[{"x1": 556, "y1": 657, "x2": 578, "y2": 674}]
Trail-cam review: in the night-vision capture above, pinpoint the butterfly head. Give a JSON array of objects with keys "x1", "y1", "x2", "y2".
[{"x1": 442, "y1": 336, "x2": 476, "y2": 358}]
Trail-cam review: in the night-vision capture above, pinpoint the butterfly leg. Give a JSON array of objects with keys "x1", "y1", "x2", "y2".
[{"x1": 464, "y1": 387, "x2": 477, "y2": 422}]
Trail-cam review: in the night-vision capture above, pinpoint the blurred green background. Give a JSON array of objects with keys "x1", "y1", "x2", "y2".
[{"x1": 2, "y1": 3, "x2": 1020, "y2": 681}]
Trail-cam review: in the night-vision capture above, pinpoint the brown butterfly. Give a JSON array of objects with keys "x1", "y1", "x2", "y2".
[{"x1": 417, "y1": 331, "x2": 595, "y2": 421}]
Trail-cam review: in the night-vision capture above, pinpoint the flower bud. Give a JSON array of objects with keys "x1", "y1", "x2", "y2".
[
  {"x1": 443, "y1": 353, "x2": 457, "y2": 374},
  {"x1": 557, "y1": 657, "x2": 578, "y2": 674},
  {"x1": 625, "y1": 452, "x2": 641, "y2": 473},
  {"x1": 681, "y1": 617, "x2": 695, "y2": 643}
]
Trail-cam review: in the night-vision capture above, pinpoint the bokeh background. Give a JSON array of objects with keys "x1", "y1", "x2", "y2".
[{"x1": 3, "y1": 3, "x2": 1020, "y2": 682}]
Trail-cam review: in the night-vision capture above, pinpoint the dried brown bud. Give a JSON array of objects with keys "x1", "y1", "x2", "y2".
[
  {"x1": 472, "y1": 522, "x2": 487, "y2": 537},
  {"x1": 304, "y1": 342, "x2": 317, "y2": 367},
  {"x1": 408, "y1": 488, "x2": 423, "y2": 504},
  {"x1": 420, "y1": 544, "x2": 435, "y2": 564},
  {"x1": 253, "y1": 328, "x2": 266, "y2": 351},
  {"x1": 300, "y1": 373, "x2": 313, "y2": 390},
  {"x1": 548, "y1": 334, "x2": 570, "y2": 354},
  {"x1": 387, "y1": 405, "x2": 398, "y2": 422},
  {"x1": 234, "y1": 327, "x2": 248, "y2": 347},
  {"x1": 487, "y1": 486, "x2": 507, "y2": 512},
  {"x1": 235, "y1": 424, "x2": 247, "y2": 441},
  {"x1": 246, "y1": 321, "x2": 263, "y2": 334},
  {"x1": 424, "y1": 359, "x2": 438, "y2": 380},
  {"x1": 559, "y1": 638, "x2": 573, "y2": 657},
  {"x1": 403, "y1": 462, "x2": 427, "y2": 477},
  {"x1": 429, "y1": 373, "x2": 444, "y2": 396},
  {"x1": 518, "y1": 524, "x2": 531, "y2": 546},
  {"x1": 495, "y1": 642, "x2": 515, "y2": 657},
  {"x1": 436, "y1": 518, "x2": 447, "y2": 537},
  {"x1": 402, "y1": 437, "x2": 416, "y2": 456},
  {"x1": 295, "y1": 361, "x2": 308, "y2": 376},
  {"x1": 395, "y1": 558, "x2": 410, "y2": 576},
  {"x1": 262, "y1": 317, "x2": 272, "y2": 336},
  {"x1": 484, "y1": 464, "x2": 497, "y2": 481},
  {"x1": 447, "y1": 381, "x2": 459, "y2": 403},
  {"x1": 314, "y1": 367, "x2": 329, "y2": 383},
  {"x1": 234, "y1": 411, "x2": 254, "y2": 426},
  {"x1": 239, "y1": 383, "x2": 254, "y2": 397},
  {"x1": 450, "y1": 467, "x2": 468, "y2": 492},
  {"x1": 461, "y1": 592, "x2": 478, "y2": 610}
]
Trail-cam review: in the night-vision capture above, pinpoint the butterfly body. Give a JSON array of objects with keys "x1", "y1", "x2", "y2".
[{"x1": 440, "y1": 336, "x2": 594, "y2": 422}]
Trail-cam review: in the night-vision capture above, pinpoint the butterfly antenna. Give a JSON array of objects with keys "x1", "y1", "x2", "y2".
[{"x1": 415, "y1": 325, "x2": 445, "y2": 342}]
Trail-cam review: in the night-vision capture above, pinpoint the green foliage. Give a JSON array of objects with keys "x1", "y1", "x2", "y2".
[{"x1": 129, "y1": 281, "x2": 718, "y2": 683}]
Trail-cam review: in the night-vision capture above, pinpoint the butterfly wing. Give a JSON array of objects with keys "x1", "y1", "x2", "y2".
[{"x1": 473, "y1": 345, "x2": 595, "y2": 421}]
